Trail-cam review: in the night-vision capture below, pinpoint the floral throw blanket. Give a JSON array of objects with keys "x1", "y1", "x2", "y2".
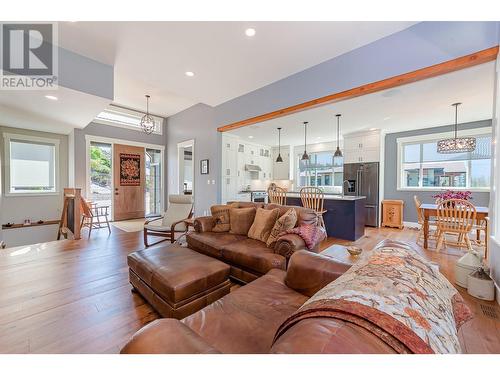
[{"x1": 274, "y1": 246, "x2": 473, "y2": 354}]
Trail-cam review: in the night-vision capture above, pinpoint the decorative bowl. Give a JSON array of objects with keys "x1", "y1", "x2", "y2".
[{"x1": 347, "y1": 246, "x2": 363, "y2": 256}]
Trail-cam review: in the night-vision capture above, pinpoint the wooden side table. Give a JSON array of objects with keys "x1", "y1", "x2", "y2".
[{"x1": 381, "y1": 199, "x2": 404, "y2": 229}]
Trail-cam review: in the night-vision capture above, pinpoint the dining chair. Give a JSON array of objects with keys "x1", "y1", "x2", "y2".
[
  {"x1": 413, "y1": 195, "x2": 438, "y2": 245},
  {"x1": 267, "y1": 186, "x2": 287, "y2": 205},
  {"x1": 80, "y1": 198, "x2": 111, "y2": 238},
  {"x1": 435, "y1": 199, "x2": 476, "y2": 252},
  {"x1": 300, "y1": 186, "x2": 327, "y2": 228}
]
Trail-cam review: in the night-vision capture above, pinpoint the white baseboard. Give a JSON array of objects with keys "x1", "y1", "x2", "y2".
[{"x1": 403, "y1": 221, "x2": 419, "y2": 229}]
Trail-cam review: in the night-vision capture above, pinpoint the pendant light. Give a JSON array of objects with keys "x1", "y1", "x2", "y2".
[
  {"x1": 276, "y1": 127, "x2": 283, "y2": 163},
  {"x1": 437, "y1": 103, "x2": 476, "y2": 153},
  {"x1": 301, "y1": 121, "x2": 309, "y2": 161},
  {"x1": 333, "y1": 114, "x2": 343, "y2": 166},
  {"x1": 140, "y1": 94, "x2": 156, "y2": 134}
]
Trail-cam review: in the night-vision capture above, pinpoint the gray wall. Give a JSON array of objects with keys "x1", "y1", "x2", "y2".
[
  {"x1": 73, "y1": 121, "x2": 168, "y2": 204},
  {"x1": 384, "y1": 120, "x2": 492, "y2": 223},
  {"x1": 166, "y1": 104, "x2": 217, "y2": 216}
]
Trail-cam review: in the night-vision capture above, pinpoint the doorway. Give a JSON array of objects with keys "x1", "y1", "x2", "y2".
[
  {"x1": 177, "y1": 139, "x2": 195, "y2": 195},
  {"x1": 86, "y1": 135, "x2": 164, "y2": 221}
]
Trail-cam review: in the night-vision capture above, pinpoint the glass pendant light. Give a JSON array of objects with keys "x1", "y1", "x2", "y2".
[
  {"x1": 333, "y1": 114, "x2": 343, "y2": 166},
  {"x1": 140, "y1": 94, "x2": 156, "y2": 134},
  {"x1": 437, "y1": 103, "x2": 476, "y2": 153},
  {"x1": 301, "y1": 121, "x2": 309, "y2": 161},
  {"x1": 276, "y1": 127, "x2": 283, "y2": 163}
]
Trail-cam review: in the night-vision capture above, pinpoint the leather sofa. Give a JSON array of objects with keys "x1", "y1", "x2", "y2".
[
  {"x1": 186, "y1": 202, "x2": 321, "y2": 283},
  {"x1": 121, "y1": 248, "x2": 370, "y2": 354}
]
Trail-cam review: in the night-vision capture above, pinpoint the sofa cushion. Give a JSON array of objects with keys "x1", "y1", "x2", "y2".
[
  {"x1": 248, "y1": 208, "x2": 279, "y2": 243},
  {"x1": 211, "y1": 203, "x2": 238, "y2": 232},
  {"x1": 182, "y1": 269, "x2": 308, "y2": 353},
  {"x1": 220, "y1": 238, "x2": 286, "y2": 275},
  {"x1": 187, "y1": 231, "x2": 246, "y2": 259},
  {"x1": 265, "y1": 204, "x2": 318, "y2": 226},
  {"x1": 229, "y1": 207, "x2": 256, "y2": 235},
  {"x1": 266, "y1": 208, "x2": 297, "y2": 247}
]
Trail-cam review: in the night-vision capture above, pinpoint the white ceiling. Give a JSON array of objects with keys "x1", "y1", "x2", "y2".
[
  {"x1": 0, "y1": 87, "x2": 111, "y2": 134},
  {"x1": 228, "y1": 62, "x2": 496, "y2": 147},
  {"x1": 56, "y1": 21, "x2": 417, "y2": 117}
]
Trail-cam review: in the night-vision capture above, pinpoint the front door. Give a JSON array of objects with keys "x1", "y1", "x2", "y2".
[{"x1": 113, "y1": 143, "x2": 145, "y2": 221}]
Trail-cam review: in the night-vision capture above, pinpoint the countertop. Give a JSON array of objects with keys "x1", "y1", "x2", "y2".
[{"x1": 286, "y1": 193, "x2": 366, "y2": 201}]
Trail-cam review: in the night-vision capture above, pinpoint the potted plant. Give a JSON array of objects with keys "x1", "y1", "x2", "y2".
[{"x1": 433, "y1": 190, "x2": 472, "y2": 207}]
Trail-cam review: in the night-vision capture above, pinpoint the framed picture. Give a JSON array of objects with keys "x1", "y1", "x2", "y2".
[{"x1": 200, "y1": 159, "x2": 209, "y2": 175}]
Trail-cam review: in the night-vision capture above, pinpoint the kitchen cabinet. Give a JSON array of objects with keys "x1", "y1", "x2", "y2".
[
  {"x1": 343, "y1": 130, "x2": 381, "y2": 164},
  {"x1": 272, "y1": 146, "x2": 290, "y2": 180}
]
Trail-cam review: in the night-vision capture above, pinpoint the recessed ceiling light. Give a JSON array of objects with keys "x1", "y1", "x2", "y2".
[
  {"x1": 245, "y1": 28, "x2": 256, "y2": 37},
  {"x1": 45, "y1": 95, "x2": 58, "y2": 101},
  {"x1": 185, "y1": 71, "x2": 195, "y2": 77},
  {"x1": 369, "y1": 128, "x2": 378, "y2": 131},
  {"x1": 383, "y1": 116, "x2": 391, "y2": 121},
  {"x1": 248, "y1": 135, "x2": 254, "y2": 139}
]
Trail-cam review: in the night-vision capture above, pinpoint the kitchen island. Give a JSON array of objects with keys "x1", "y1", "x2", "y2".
[{"x1": 285, "y1": 193, "x2": 366, "y2": 241}]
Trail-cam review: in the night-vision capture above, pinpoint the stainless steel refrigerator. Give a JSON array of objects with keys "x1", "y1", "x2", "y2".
[{"x1": 343, "y1": 162, "x2": 379, "y2": 227}]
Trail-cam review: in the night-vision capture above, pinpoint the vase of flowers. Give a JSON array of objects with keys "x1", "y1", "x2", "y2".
[{"x1": 433, "y1": 190, "x2": 472, "y2": 207}]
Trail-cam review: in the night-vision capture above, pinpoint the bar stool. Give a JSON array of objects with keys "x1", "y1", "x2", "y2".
[
  {"x1": 300, "y1": 186, "x2": 327, "y2": 228},
  {"x1": 267, "y1": 186, "x2": 287, "y2": 205}
]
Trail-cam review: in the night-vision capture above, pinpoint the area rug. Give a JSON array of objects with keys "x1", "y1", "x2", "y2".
[{"x1": 111, "y1": 218, "x2": 146, "y2": 233}]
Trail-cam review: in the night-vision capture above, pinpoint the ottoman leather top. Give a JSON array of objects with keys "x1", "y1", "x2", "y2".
[{"x1": 128, "y1": 244, "x2": 230, "y2": 304}]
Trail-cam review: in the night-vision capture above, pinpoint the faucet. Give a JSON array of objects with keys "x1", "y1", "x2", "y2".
[{"x1": 342, "y1": 180, "x2": 351, "y2": 197}]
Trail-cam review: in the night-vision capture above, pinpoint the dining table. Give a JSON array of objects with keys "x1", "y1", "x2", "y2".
[{"x1": 420, "y1": 203, "x2": 489, "y2": 249}]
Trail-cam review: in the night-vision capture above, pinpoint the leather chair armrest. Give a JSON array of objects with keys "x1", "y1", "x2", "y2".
[
  {"x1": 285, "y1": 250, "x2": 352, "y2": 297},
  {"x1": 274, "y1": 233, "x2": 310, "y2": 260},
  {"x1": 120, "y1": 319, "x2": 220, "y2": 354},
  {"x1": 193, "y1": 216, "x2": 216, "y2": 232}
]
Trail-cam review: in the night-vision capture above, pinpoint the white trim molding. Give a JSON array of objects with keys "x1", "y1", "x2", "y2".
[{"x1": 3, "y1": 132, "x2": 60, "y2": 197}]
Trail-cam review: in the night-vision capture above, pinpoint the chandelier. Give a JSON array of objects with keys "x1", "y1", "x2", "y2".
[
  {"x1": 437, "y1": 103, "x2": 476, "y2": 154},
  {"x1": 140, "y1": 95, "x2": 156, "y2": 134}
]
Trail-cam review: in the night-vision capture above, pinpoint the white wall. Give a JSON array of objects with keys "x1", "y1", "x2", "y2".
[{"x1": 0, "y1": 125, "x2": 68, "y2": 247}]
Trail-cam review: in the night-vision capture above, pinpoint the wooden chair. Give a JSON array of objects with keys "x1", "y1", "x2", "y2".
[
  {"x1": 144, "y1": 194, "x2": 194, "y2": 247},
  {"x1": 435, "y1": 199, "x2": 476, "y2": 252},
  {"x1": 80, "y1": 198, "x2": 111, "y2": 238},
  {"x1": 267, "y1": 186, "x2": 287, "y2": 205},
  {"x1": 413, "y1": 195, "x2": 438, "y2": 245},
  {"x1": 300, "y1": 186, "x2": 327, "y2": 228}
]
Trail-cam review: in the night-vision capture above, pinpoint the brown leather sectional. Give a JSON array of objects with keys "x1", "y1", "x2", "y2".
[
  {"x1": 187, "y1": 202, "x2": 321, "y2": 283},
  {"x1": 121, "y1": 249, "x2": 383, "y2": 354}
]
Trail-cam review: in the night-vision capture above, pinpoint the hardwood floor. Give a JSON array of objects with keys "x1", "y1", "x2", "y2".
[{"x1": 0, "y1": 225, "x2": 499, "y2": 354}]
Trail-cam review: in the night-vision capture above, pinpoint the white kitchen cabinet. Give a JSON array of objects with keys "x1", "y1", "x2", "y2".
[{"x1": 343, "y1": 130, "x2": 381, "y2": 164}]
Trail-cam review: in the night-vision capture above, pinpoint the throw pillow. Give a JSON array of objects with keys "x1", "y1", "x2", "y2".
[
  {"x1": 266, "y1": 208, "x2": 298, "y2": 247},
  {"x1": 248, "y1": 208, "x2": 280, "y2": 243},
  {"x1": 211, "y1": 203, "x2": 238, "y2": 232},
  {"x1": 286, "y1": 224, "x2": 326, "y2": 250},
  {"x1": 229, "y1": 207, "x2": 257, "y2": 235}
]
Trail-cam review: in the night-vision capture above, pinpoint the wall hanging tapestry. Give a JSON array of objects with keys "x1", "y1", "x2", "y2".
[{"x1": 120, "y1": 153, "x2": 141, "y2": 186}]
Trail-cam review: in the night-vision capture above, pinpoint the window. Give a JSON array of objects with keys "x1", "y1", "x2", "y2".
[
  {"x1": 95, "y1": 105, "x2": 163, "y2": 134},
  {"x1": 297, "y1": 151, "x2": 343, "y2": 192},
  {"x1": 4, "y1": 134, "x2": 59, "y2": 195},
  {"x1": 398, "y1": 130, "x2": 491, "y2": 190}
]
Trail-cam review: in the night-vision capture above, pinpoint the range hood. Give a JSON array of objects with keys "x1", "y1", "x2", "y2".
[{"x1": 244, "y1": 164, "x2": 262, "y2": 172}]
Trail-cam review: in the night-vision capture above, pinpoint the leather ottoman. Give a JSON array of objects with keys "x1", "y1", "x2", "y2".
[{"x1": 128, "y1": 243, "x2": 231, "y2": 319}]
